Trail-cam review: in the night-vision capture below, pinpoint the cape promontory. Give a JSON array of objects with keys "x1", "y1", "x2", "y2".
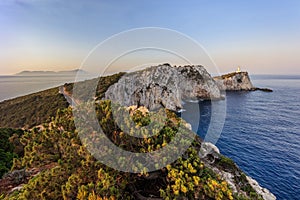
[
  {"x1": 213, "y1": 71, "x2": 273, "y2": 92},
  {"x1": 214, "y1": 71, "x2": 255, "y2": 91}
]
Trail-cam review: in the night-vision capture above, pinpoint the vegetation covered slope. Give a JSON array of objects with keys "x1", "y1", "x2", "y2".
[
  {"x1": 64, "y1": 72, "x2": 126, "y2": 101},
  {"x1": 0, "y1": 101, "x2": 261, "y2": 200},
  {"x1": 0, "y1": 73, "x2": 126, "y2": 180},
  {"x1": 0, "y1": 72, "x2": 126, "y2": 129},
  {"x1": 0, "y1": 128, "x2": 24, "y2": 178},
  {"x1": 213, "y1": 72, "x2": 241, "y2": 80},
  {"x1": 0, "y1": 88, "x2": 68, "y2": 129}
]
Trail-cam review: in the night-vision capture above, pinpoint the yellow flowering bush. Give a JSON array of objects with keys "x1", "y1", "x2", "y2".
[
  {"x1": 3, "y1": 100, "x2": 261, "y2": 200},
  {"x1": 161, "y1": 147, "x2": 234, "y2": 200}
]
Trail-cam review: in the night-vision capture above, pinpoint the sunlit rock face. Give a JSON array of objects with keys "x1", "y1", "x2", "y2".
[
  {"x1": 104, "y1": 64, "x2": 221, "y2": 111},
  {"x1": 214, "y1": 71, "x2": 255, "y2": 91}
]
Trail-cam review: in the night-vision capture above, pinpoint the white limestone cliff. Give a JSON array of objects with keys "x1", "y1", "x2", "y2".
[
  {"x1": 104, "y1": 64, "x2": 221, "y2": 111},
  {"x1": 213, "y1": 71, "x2": 255, "y2": 91}
]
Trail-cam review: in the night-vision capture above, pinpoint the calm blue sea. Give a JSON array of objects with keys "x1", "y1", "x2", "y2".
[
  {"x1": 181, "y1": 75, "x2": 300, "y2": 200},
  {"x1": 0, "y1": 75, "x2": 299, "y2": 199},
  {"x1": 0, "y1": 75, "x2": 81, "y2": 102}
]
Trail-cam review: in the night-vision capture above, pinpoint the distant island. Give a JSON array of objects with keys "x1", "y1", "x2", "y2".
[{"x1": 15, "y1": 69, "x2": 89, "y2": 76}]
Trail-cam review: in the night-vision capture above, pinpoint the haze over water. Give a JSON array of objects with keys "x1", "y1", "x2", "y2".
[{"x1": 0, "y1": 75, "x2": 84, "y2": 102}]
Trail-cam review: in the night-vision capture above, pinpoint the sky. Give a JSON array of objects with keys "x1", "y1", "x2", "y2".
[{"x1": 0, "y1": 0, "x2": 300, "y2": 75}]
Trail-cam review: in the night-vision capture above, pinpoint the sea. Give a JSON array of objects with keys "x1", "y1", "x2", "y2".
[
  {"x1": 181, "y1": 75, "x2": 300, "y2": 200},
  {"x1": 0, "y1": 74, "x2": 299, "y2": 199},
  {"x1": 0, "y1": 75, "x2": 85, "y2": 101}
]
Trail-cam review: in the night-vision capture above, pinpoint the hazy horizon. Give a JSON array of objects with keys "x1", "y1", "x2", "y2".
[
  {"x1": 2, "y1": 67, "x2": 300, "y2": 77},
  {"x1": 1, "y1": 0, "x2": 300, "y2": 75}
]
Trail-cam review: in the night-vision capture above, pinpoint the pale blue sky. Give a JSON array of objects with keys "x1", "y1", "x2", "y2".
[{"x1": 0, "y1": 0, "x2": 300, "y2": 75}]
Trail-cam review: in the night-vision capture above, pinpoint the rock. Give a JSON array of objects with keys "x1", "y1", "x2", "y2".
[
  {"x1": 221, "y1": 171, "x2": 238, "y2": 193},
  {"x1": 0, "y1": 163, "x2": 56, "y2": 195},
  {"x1": 11, "y1": 185, "x2": 24, "y2": 192},
  {"x1": 214, "y1": 71, "x2": 273, "y2": 92},
  {"x1": 214, "y1": 71, "x2": 255, "y2": 91},
  {"x1": 199, "y1": 142, "x2": 276, "y2": 200},
  {"x1": 254, "y1": 87, "x2": 273, "y2": 92},
  {"x1": 184, "y1": 122, "x2": 192, "y2": 130},
  {"x1": 104, "y1": 64, "x2": 221, "y2": 111},
  {"x1": 199, "y1": 142, "x2": 220, "y2": 159},
  {"x1": 0, "y1": 169, "x2": 31, "y2": 195},
  {"x1": 246, "y1": 176, "x2": 276, "y2": 200}
]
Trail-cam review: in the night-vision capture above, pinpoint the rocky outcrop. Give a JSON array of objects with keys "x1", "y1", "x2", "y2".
[
  {"x1": 199, "y1": 142, "x2": 276, "y2": 200},
  {"x1": 0, "y1": 169, "x2": 37, "y2": 194},
  {"x1": 214, "y1": 71, "x2": 255, "y2": 91},
  {"x1": 246, "y1": 176, "x2": 276, "y2": 200},
  {"x1": 213, "y1": 71, "x2": 273, "y2": 92},
  {"x1": 0, "y1": 163, "x2": 57, "y2": 195},
  {"x1": 104, "y1": 64, "x2": 221, "y2": 111}
]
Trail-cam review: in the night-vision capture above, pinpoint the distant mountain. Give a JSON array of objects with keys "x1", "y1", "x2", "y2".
[{"x1": 15, "y1": 69, "x2": 89, "y2": 76}]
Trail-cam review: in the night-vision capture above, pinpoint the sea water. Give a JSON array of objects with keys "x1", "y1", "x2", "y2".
[
  {"x1": 181, "y1": 75, "x2": 300, "y2": 199},
  {"x1": 0, "y1": 75, "x2": 80, "y2": 101}
]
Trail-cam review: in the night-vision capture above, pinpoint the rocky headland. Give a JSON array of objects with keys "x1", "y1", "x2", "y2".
[
  {"x1": 213, "y1": 71, "x2": 273, "y2": 92},
  {"x1": 104, "y1": 64, "x2": 272, "y2": 112},
  {"x1": 104, "y1": 64, "x2": 221, "y2": 111}
]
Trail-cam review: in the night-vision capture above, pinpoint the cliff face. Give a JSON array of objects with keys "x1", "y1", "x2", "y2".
[
  {"x1": 104, "y1": 64, "x2": 221, "y2": 111},
  {"x1": 214, "y1": 72, "x2": 255, "y2": 91}
]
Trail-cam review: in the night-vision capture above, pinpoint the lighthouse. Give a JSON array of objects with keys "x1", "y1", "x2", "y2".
[{"x1": 236, "y1": 66, "x2": 241, "y2": 73}]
